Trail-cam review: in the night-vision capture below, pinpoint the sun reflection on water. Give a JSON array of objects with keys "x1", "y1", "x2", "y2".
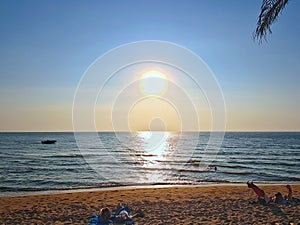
[
  {"x1": 138, "y1": 131, "x2": 169, "y2": 162},
  {"x1": 126, "y1": 131, "x2": 199, "y2": 184},
  {"x1": 135, "y1": 131, "x2": 180, "y2": 168},
  {"x1": 134, "y1": 131, "x2": 177, "y2": 183}
]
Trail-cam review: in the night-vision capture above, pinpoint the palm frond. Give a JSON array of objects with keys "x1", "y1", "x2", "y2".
[{"x1": 254, "y1": 0, "x2": 289, "y2": 43}]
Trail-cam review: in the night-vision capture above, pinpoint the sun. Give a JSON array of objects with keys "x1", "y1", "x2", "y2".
[{"x1": 140, "y1": 70, "x2": 168, "y2": 96}]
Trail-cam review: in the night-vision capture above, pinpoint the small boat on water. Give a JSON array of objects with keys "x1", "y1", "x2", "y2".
[{"x1": 41, "y1": 140, "x2": 57, "y2": 144}]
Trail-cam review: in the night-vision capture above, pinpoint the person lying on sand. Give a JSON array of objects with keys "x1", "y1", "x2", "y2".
[
  {"x1": 113, "y1": 203, "x2": 145, "y2": 220},
  {"x1": 88, "y1": 204, "x2": 144, "y2": 225},
  {"x1": 247, "y1": 182, "x2": 299, "y2": 205},
  {"x1": 247, "y1": 181, "x2": 270, "y2": 204}
]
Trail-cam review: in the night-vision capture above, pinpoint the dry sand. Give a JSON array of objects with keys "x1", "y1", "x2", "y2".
[{"x1": 0, "y1": 185, "x2": 299, "y2": 224}]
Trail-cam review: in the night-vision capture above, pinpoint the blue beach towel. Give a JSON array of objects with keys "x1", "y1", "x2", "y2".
[
  {"x1": 88, "y1": 214, "x2": 134, "y2": 225},
  {"x1": 110, "y1": 212, "x2": 134, "y2": 225},
  {"x1": 88, "y1": 214, "x2": 112, "y2": 225},
  {"x1": 111, "y1": 219, "x2": 134, "y2": 225}
]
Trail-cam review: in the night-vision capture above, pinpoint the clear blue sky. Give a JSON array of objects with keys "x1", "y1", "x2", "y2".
[{"x1": 0, "y1": 0, "x2": 299, "y2": 131}]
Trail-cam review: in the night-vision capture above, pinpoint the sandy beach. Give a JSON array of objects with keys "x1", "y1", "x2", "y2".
[{"x1": 0, "y1": 185, "x2": 299, "y2": 224}]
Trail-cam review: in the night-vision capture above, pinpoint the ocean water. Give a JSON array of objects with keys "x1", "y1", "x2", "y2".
[{"x1": 0, "y1": 132, "x2": 299, "y2": 196}]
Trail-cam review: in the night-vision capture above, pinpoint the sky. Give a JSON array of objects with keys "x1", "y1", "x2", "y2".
[{"x1": 0, "y1": 0, "x2": 299, "y2": 131}]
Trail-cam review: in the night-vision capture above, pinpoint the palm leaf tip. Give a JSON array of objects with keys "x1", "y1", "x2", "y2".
[{"x1": 254, "y1": 0, "x2": 289, "y2": 43}]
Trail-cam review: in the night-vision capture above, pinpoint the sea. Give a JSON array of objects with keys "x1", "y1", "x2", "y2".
[{"x1": 0, "y1": 132, "x2": 299, "y2": 196}]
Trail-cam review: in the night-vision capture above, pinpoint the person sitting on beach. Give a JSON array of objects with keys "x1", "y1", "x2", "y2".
[
  {"x1": 274, "y1": 192, "x2": 287, "y2": 204},
  {"x1": 272, "y1": 185, "x2": 293, "y2": 204}
]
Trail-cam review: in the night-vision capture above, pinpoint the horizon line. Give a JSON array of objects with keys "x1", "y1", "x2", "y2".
[{"x1": 0, "y1": 130, "x2": 299, "y2": 133}]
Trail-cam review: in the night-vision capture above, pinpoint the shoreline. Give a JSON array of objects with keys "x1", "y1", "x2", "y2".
[
  {"x1": 2, "y1": 181, "x2": 300, "y2": 198},
  {"x1": 1, "y1": 184, "x2": 299, "y2": 224}
]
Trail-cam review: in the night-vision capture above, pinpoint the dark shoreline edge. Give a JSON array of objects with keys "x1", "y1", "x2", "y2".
[{"x1": 2, "y1": 181, "x2": 300, "y2": 198}]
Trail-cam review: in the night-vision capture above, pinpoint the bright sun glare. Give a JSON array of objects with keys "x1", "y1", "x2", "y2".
[
  {"x1": 140, "y1": 70, "x2": 168, "y2": 96},
  {"x1": 138, "y1": 131, "x2": 170, "y2": 163}
]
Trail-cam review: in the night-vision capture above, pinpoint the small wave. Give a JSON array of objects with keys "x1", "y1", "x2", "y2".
[
  {"x1": 196, "y1": 179, "x2": 234, "y2": 183},
  {"x1": 222, "y1": 146, "x2": 239, "y2": 149},
  {"x1": 0, "y1": 183, "x2": 121, "y2": 194},
  {"x1": 46, "y1": 154, "x2": 83, "y2": 159},
  {"x1": 290, "y1": 146, "x2": 300, "y2": 149},
  {"x1": 133, "y1": 153, "x2": 158, "y2": 157},
  {"x1": 226, "y1": 159, "x2": 299, "y2": 167},
  {"x1": 220, "y1": 170, "x2": 253, "y2": 175},
  {"x1": 216, "y1": 164, "x2": 250, "y2": 169}
]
